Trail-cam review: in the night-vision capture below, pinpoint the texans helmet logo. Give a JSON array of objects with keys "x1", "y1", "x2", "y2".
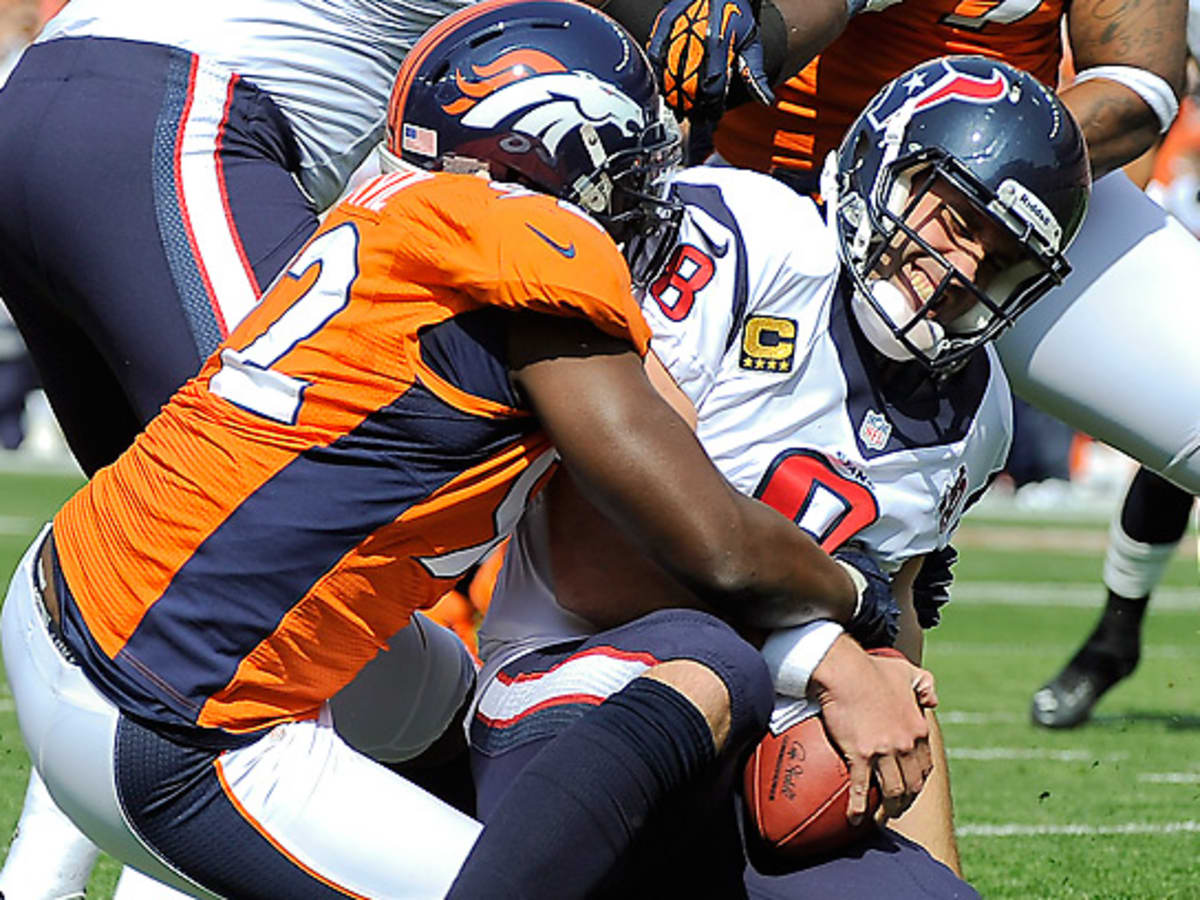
[
  {"x1": 444, "y1": 48, "x2": 646, "y2": 155},
  {"x1": 867, "y1": 62, "x2": 1008, "y2": 130}
]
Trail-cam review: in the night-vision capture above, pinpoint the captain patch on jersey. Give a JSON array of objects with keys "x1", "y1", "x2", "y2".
[{"x1": 741, "y1": 315, "x2": 797, "y2": 372}]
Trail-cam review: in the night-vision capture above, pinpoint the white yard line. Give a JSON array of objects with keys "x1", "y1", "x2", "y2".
[
  {"x1": 959, "y1": 821, "x2": 1200, "y2": 837},
  {"x1": 0, "y1": 515, "x2": 38, "y2": 536},
  {"x1": 928, "y1": 642, "x2": 1192, "y2": 658},
  {"x1": 937, "y1": 711, "x2": 1023, "y2": 725},
  {"x1": 946, "y1": 747, "x2": 1128, "y2": 762},
  {"x1": 950, "y1": 582, "x2": 1198, "y2": 610},
  {"x1": 1138, "y1": 773, "x2": 1200, "y2": 784}
]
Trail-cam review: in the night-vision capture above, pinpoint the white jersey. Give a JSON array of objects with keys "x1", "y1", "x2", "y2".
[
  {"x1": 39, "y1": 0, "x2": 471, "y2": 210},
  {"x1": 477, "y1": 165, "x2": 1013, "y2": 677}
]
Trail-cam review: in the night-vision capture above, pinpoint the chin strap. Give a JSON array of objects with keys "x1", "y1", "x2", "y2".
[{"x1": 852, "y1": 280, "x2": 946, "y2": 362}]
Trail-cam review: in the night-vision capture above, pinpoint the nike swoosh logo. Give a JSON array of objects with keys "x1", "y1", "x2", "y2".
[{"x1": 527, "y1": 223, "x2": 576, "y2": 258}]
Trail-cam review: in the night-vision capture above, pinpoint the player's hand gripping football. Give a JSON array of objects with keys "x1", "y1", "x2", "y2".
[
  {"x1": 808, "y1": 638, "x2": 937, "y2": 823},
  {"x1": 646, "y1": 0, "x2": 773, "y2": 123}
]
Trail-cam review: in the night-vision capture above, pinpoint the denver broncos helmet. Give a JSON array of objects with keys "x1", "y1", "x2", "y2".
[
  {"x1": 386, "y1": 0, "x2": 683, "y2": 285},
  {"x1": 822, "y1": 55, "x2": 1091, "y2": 374}
]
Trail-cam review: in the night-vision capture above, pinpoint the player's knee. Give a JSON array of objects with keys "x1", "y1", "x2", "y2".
[
  {"x1": 331, "y1": 612, "x2": 476, "y2": 763},
  {"x1": 644, "y1": 659, "x2": 733, "y2": 750},
  {"x1": 635, "y1": 609, "x2": 773, "y2": 752}
]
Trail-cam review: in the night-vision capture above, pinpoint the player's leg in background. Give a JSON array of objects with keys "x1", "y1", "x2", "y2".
[
  {"x1": 0, "y1": 37, "x2": 318, "y2": 897},
  {"x1": 451, "y1": 608, "x2": 774, "y2": 899},
  {"x1": 0, "y1": 38, "x2": 317, "y2": 470},
  {"x1": 0, "y1": 768, "x2": 97, "y2": 900},
  {"x1": 1032, "y1": 467, "x2": 1195, "y2": 727}
]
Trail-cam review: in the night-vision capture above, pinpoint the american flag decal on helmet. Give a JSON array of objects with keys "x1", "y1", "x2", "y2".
[{"x1": 401, "y1": 122, "x2": 438, "y2": 157}]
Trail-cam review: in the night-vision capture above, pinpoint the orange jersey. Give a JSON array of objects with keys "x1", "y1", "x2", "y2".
[
  {"x1": 52, "y1": 169, "x2": 648, "y2": 739},
  {"x1": 715, "y1": 0, "x2": 1065, "y2": 175}
]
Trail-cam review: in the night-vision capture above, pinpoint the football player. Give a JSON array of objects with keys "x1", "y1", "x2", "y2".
[
  {"x1": 0, "y1": 3, "x2": 907, "y2": 896},
  {"x1": 614, "y1": 0, "x2": 1198, "y2": 848},
  {"x1": 451, "y1": 55, "x2": 1090, "y2": 898},
  {"x1": 0, "y1": 0, "x2": 479, "y2": 895}
]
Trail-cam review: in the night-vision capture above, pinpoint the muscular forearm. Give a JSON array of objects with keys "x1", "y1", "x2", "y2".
[
  {"x1": 512, "y1": 317, "x2": 859, "y2": 632},
  {"x1": 1065, "y1": 0, "x2": 1187, "y2": 178},
  {"x1": 888, "y1": 712, "x2": 962, "y2": 874},
  {"x1": 1061, "y1": 80, "x2": 1167, "y2": 179},
  {"x1": 767, "y1": 0, "x2": 849, "y2": 83}
]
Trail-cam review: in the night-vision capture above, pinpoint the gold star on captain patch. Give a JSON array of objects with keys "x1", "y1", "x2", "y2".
[{"x1": 755, "y1": 358, "x2": 765, "y2": 369}]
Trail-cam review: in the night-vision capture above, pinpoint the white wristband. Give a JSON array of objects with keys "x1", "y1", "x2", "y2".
[
  {"x1": 1073, "y1": 65, "x2": 1179, "y2": 134},
  {"x1": 834, "y1": 558, "x2": 867, "y2": 620},
  {"x1": 761, "y1": 620, "x2": 845, "y2": 699}
]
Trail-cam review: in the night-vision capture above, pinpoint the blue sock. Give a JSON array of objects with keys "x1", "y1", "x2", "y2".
[{"x1": 447, "y1": 677, "x2": 715, "y2": 899}]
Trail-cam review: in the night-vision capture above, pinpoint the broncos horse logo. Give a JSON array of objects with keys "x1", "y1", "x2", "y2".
[{"x1": 444, "y1": 49, "x2": 646, "y2": 155}]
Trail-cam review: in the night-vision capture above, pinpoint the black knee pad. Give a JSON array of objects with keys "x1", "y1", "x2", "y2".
[
  {"x1": 1121, "y1": 467, "x2": 1194, "y2": 545},
  {"x1": 622, "y1": 608, "x2": 774, "y2": 749}
]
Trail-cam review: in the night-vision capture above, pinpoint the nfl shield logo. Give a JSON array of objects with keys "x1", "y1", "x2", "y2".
[{"x1": 859, "y1": 410, "x2": 891, "y2": 451}]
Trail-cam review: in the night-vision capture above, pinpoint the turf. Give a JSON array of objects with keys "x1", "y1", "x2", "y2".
[{"x1": 0, "y1": 470, "x2": 1197, "y2": 897}]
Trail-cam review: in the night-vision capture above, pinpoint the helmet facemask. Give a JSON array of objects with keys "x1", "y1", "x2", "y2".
[{"x1": 568, "y1": 98, "x2": 685, "y2": 288}]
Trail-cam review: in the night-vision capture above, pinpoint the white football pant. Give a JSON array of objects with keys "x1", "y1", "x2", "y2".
[{"x1": 2, "y1": 530, "x2": 481, "y2": 899}]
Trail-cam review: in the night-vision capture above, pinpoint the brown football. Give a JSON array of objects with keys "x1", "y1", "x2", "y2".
[{"x1": 742, "y1": 711, "x2": 881, "y2": 859}]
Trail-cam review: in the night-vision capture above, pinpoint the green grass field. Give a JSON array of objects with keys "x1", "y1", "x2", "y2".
[{"x1": 0, "y1": 469, "x2": 1197, "y2": 897}]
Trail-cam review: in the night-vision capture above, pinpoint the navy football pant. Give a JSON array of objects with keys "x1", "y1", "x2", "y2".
[
  {"x1": 471, "y1": 610, "x2": 977, "y2": 898},
  {"x1": 0, "y1": 36, "x2": 317, "y2": 474}
]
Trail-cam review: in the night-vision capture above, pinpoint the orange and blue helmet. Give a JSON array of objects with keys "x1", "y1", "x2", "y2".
[{"x1": 386, "y1": 0, "x2": 683, "y2": 284}]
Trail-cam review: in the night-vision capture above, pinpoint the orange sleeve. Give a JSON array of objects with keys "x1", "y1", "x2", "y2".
[{"x1": 402, "y1": 177, "x2": 651, "y2": 355}]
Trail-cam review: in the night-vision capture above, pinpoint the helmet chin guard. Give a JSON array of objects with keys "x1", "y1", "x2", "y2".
[{"x1": 851, "y1": 280, "x2": 947, "y2": 363}]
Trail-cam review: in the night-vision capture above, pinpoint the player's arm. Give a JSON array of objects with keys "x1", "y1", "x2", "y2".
[
  {"x1": 596, "y1": 0, "x2": 860, "y2": 122},
  {"x1": 765, "y1": 0, "x2": 858, "y2": 83},
  {"x1": 871, "y1": 555, "x2": 963, "y2": 872},
  {"x1": 1064, "y1": 0, "x2": 1188, "y2": 178},
  {"x1": 508, "y1": 311, "x2": 861, "y2": 631}
]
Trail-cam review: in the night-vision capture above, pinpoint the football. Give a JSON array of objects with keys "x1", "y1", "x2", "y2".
[{"x1": 742, "y1": 702, "x2": 881, "y2": 859}]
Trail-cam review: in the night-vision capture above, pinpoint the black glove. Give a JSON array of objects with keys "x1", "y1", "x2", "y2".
[
  {"x1": 646, "y1": 0, "x2": 773, "y2": 124},
  {"x1": 912, "y1": 544, "x2": 957, "y2": 629},
  {"x1": 833, "y1": 547, "x2": 900, "y2": 649}
]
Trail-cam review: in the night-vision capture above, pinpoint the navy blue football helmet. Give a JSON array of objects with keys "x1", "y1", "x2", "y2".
[
  {"x1": 386, "y1": 0, "x2": 683, "y2": 285},
  {"x1": 823, "y1": 55, "x2": 1091, "y2": 374}
]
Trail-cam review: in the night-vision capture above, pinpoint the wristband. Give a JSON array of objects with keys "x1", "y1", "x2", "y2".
[
  {"x1": 760, "y1": 620, "x2": 844, "y2": 698},
  {"x1": 834, "y1": 557, "x2": 867, "y2": 620},
  {"x1": 1073, "y1": 65, "x2": 1179, "y2": 134}
]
